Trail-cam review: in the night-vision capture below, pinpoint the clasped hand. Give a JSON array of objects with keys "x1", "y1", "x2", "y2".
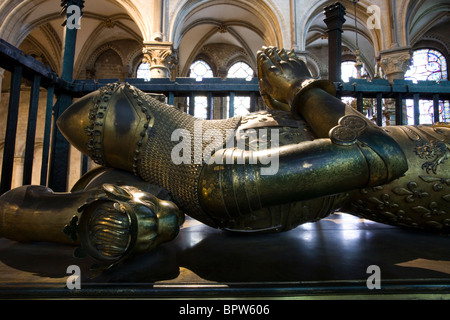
[{"x1": 257, "y1": 46, "x2": 312, "y2": 111}]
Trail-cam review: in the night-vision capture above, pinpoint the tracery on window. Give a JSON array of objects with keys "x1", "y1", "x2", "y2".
[
  {"x1": 405, "y1": 49, "x2": 448, "y2": 83},
  {"x1": 227, "y1": 61, "x2": 254, "y2": 117},
  {"x1": 190, "y1": 60, "x2": 214, "y2": 81},
  {"x1": 405, "y1": 49, "x2": 449, "y2": 124},
  {"x1": 227, "y1": 61, "x2": 254, "y2": 81},
  {"x1": 188, "y1": 60, "x2": 214, "y2": 119}
]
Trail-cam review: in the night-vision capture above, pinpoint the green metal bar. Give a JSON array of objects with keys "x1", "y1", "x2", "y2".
[
  {"x1": 250, "y1": 92, "x2": 256, "y2": 113},
  {"x1": 376, "y1": 93, "x2": 383, "y2": 126},
  {"x1": 395, "y1": 92, "x2": 404, "y2": 125},
  {"x1": 48, "y1": 95, "x2": 72, "y2": 191},
  {"x1": 0, "y1": 64, "x2": 23, "y2": 194},
  {"x1": 188, "y1": 93, "x2": 195, "y2": 116},
  {"x1": 323, "y1": 3, "x2": 346, "y2": 83},
  {"x1": 40, "y1": 86, "x2": 55, "y2": 186},
  {"x1": 229, "y1": 92, "x2": 235, "y2": 118},
  {"x1": 433, "y1": 94, "x2": 440, "y2": 123},
  {"x1": 356, "y1": 92, "x2": 363, "y2": 114},
  {"x1": 23, "y1": 74, "x2": 41, "y2": 185},
  {"x1": 206, "y1": 92, "x2": 213, "y2": 120},
  {"x1": 413, "y1": 93, "x2": 420, "y2": 125},
  {"x1": 48, "y1": 0, "x2": 84, "y2": 191}
]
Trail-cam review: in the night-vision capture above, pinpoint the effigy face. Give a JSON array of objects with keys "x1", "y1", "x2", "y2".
[{"x1": 344, "y1": 124, "x2": 450, "y2": 232}]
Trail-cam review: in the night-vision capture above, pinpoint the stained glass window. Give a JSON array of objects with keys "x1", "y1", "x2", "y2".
[
  {"x1": 188, "y1": 60, "x2": 214, "y2": 119},
  {"x1": 137, "y1": 62, "x2": 151, "y2": 81},
  {"x1": 227, "y1": 62, "x2": 254, "y2": 116},
  {"x1": 405, "y1": 49, "x2": 447, "y2": 83},
  {"x1": 404, "y1": 49, "x2": 449, "y2": 124}
]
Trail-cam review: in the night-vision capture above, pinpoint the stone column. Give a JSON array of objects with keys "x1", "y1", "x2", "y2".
[
  {"x1": 324, "y1": 2, "x2": 346, "y2": 83},
  {"x1": 151, "y1": 0, "x2": 164, "y2": 42},
  {"x1": 142, "y1": 42, "x2": 178, "y2": 78},
  {"x1": 379, "y1": 47, "x2": 412, "y2": 82}
]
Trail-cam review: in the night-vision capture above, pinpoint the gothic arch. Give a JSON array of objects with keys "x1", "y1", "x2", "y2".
[
  {"x1": 301, "y1": 0, "x2": 384, "y2": 53},
  {"x1": 178, "y1": 23, "x2": 258, "y2": 76},
  {"x1": 169, "y1": 0, "x2": 285, "y2": 78},
  {"x1": 0, "y1": 0, "x2": 50, "y2": 45},
  {"x1": 0, "y1": 0, "x2": 145, "y2": 48},
  {"x1": 413, "y1": 36, "x2": 449, "y2": 59},
  {"x1": 114, "y1": 0, "x2": 152, "y2": 41},
  {"x1": 225, "y1": 53, "x2": 254, "y2": 74},
  {"x1": 181, "y1": 40, "x2": 255, "y2": 78},
  {"x1": 189, "y1": 55, "x2": 217, "y2": 78},
  {"x1": 169, "y1": 0, "x2": 285, "y2": 48},
  {"x1": 20, "y1": 35, "x2": 59, "y2": 73},
  {"x1": 302, "y1": 0, "x2": 383, "y2": 78},
  {"x1": 403, "y1": 0, "x2": 450, "y2": 46},
  {"x1": 304, "y1": 51, "x2": 324, "y2": 79},
  {"x1": 127, "y1": 46, "x2": 147, "y2": 77},
  {"x1": 74, "y1": 14, "x2": 142, "y2": 78},
  {"x1": 85, "y1": 43, "x2": 126, "y2": 71}
]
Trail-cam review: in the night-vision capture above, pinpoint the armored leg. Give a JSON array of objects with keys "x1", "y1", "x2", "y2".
[{"x1": 0, "y1": 168, "x2": 184, "y2": 267}]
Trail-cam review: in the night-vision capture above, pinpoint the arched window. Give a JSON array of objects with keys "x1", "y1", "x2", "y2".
[
  {"x1": 188, "y1": 60, "x2": 214, "y2": 119},
  {"x1": 405, "y1": 49, "x2": 449, "y2": 124},
  {"x1": 137, "y1": 62, "x2": 151, "y2": 81},
  {"x1": 190, "y1": 60, "x2": 213, "y2": 81},
  {"x1": 341, "y1": 61, "x2": 367, "y2": 109},
  {"x1": 341, "y1": 61, "x2": 359, "y2": 83},
  {"x1": 341, "y1": 60, "x2": 366, "y2": 82},
  {"x1": 405, "y1": 49, "x2": 448, "y2": 83},
  {"x1": 227, "y1": 61, "x2": 254, "y2": 117},
  {"x1": 227, "y1": 61, "x2": 254, "y2": 81}
]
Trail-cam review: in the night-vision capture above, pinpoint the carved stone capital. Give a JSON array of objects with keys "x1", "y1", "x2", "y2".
[
  {"x1": 380, "y1": 47, "x2": 412, "y2": 82},
  {"x1": 142, "y1": 42, "x2": 178, "y2": 78}
]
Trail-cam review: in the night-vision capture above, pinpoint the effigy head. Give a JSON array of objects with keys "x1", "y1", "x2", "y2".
[{"x1": 57, "y1": 83, "x2": 156, "y2": 173}]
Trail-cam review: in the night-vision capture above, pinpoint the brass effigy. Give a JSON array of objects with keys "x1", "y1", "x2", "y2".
[{"x1": 0, "y1": 46, "x2": 449, "y2": 269}]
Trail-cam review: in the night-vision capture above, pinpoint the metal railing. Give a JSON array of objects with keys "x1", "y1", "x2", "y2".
[
  {"x1": 1, "y1": 38, "x2": 449, "y2": 194},
  {"x1": 338, "y1": 78, "x2": 450, "y2": 126},
  {"x1": 0, "y1": 39, "x2": 263, "y2": 193},
  {"x1": 0, "y1": 39, "x2": 65, "y2": 194}
]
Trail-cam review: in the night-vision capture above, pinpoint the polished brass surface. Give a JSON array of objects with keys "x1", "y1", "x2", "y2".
[
  {"x1": 0, "y1": 168, "x2": 183, "y2": 267},
  {"x1": 2, "y1": 213, "x2": 450, "y2": 299},
  {"x1": 0, "y1": 185, "x2": 90, "y2": 245},
  {"x1": 343, "y1": 124, "x2": 450, "y2": 230},
  {"x1": 74, "y1": 183, "x2": 183, "y2": 267},
  {"x1": 0, "y1": 46, "x2": 449, "y2": 269},
  {"x1": 56, "y1": 83, "x2": 156, "y2": 173}
]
